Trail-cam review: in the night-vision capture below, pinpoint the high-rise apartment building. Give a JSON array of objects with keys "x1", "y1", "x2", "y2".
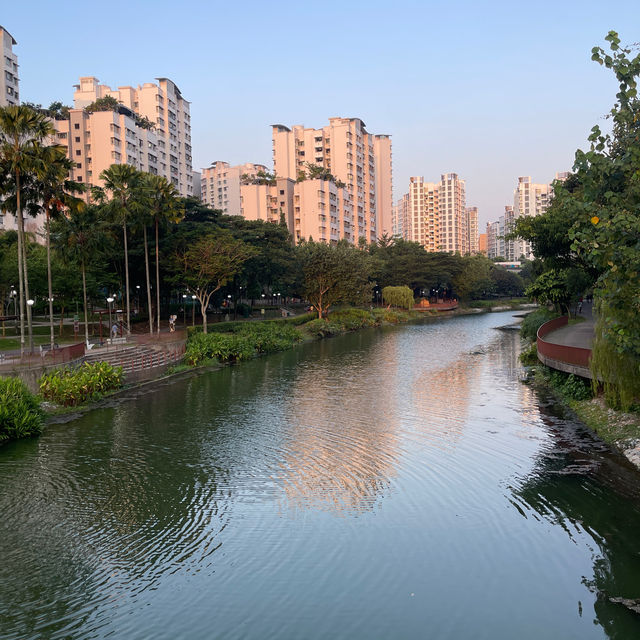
[
  {"x1": 486, "y1": 221, "x2": 499, "y2": 259},
  {"x1": 373, "y1": 134, "x2": 393, "y2": 237},
  {"x1": 392, "y1": 193, "x2": 409, "y2": 238},
  {"x1": 397, "y1": 172, "x2": 476, "y2": 253},
  {"x1": 465, "y1": 206, "x2": 479, "y2": 254},
  {"x1": 439, "y1": 173, "x2": 467, "y2": 253},
  {"x1": 406, "y1": 177, "x2": 440, "y2": 250},
  {"x1": 72, "y1": 77, "x2": 193, "y2": 197},
  {"x1": 272, "y1": 118, "x2": 392, "y2": 243},
  {"x1": 53, "y1": 106, "x2": 160, "y2": 196},
  {"x1": 1, "y1": 26, "x2": 19, "y2": 107},
  {"x1": 201, "y1": 161, "x2": 268, "y2": 214},
  {"x1": 478, "y1": 233, "x2": 487, "y2": 255}
]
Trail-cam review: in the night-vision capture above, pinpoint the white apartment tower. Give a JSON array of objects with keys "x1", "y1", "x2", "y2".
[
  {"x1": 407, "y1": 177, "x2": 440, "y2": 250},
  {"x1": 439, "y1": 173, "x2": 467, "y2": 253},
  {"x1": 73, "y1": 77, "x2": 193, "y2": 197},
  {"x1": 201, "y1": 161, "x2": 268, "y2": 214},
  {"x1": 392, "y1": 192, "x2": 409, "y2": 238},
  {"x1": 272, "y1": 118, "x2": 392, "y2": 244},
  {"x1": 1, "y1": 26, "x2": 19, "y2": 107},
  {"x1": 465, "y1": 206, "x2": 479, "y2": 254}
]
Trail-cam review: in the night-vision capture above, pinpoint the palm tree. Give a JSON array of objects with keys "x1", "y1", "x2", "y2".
[
  {"x1": 33, "y1": 146, "x2": 85, "y2": 349},
  {"x1": 53, "y1": 205, "x2": 104, "y2": 345},
  {"x1": 144, "y1": 174, "x2": 183, "y2": 333},
  {"x1": 97, "y1": 164, "x2": 145, "y2": 335},
  {"x1": 0, "y1": 105, "x2": 55, "y2": 355}
]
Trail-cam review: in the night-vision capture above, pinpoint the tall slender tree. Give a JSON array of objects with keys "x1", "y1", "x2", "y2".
[
  {"x1": 0, "y1": 105, "x2": 55, "y2": 355},
  {"x1": 32, "y1": 146, "x2": 85, "y2": 349},
  {"x1": 96, "y1": 164, "x2": 145, "y2": 335},
  {"x1": 52, "y1": 205, "x2": 104, "y2": 345},
  {"x1": 144, "y1": 174, "x2": 183, "y2": 333}
]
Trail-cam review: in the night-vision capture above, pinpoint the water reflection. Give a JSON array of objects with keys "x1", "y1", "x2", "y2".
[{"x1": 512, "y1": 392, "x2": 640, "y2": 638}]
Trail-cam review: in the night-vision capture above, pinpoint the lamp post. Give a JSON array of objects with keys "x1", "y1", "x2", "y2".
[
  {"x1": 182, "y1": 294, "x2": 187, "y2": 326},
  {"x1": 107, "y1": 296, "x2": 114, "y2": 340},
  {"x1": 26, "y1": 299, "x2": 34, "y2": 352},
  {"x1": 10, "y1": 287, "x2": 17, "y2": 333},
  {"x1": 192, "y1": 294, "x2": 196, "y2": 326},
  {"x1": 136, "y1": 285, "x2": 140, "y2": 314}
]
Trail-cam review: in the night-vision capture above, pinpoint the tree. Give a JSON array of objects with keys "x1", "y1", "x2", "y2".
[
  {"x1": 52, "y1": 206, "x2": 105, "y2": 345},
  {"x1": 85, "y1": 96, "x2": 122, "y2": 113},
  {"x1": 382, "y1": 285, "x2": 414, "y2": 309},
  {"x1": 0, "y1": 105, "x2": 55, "y2": 354},
  {"x1": 96, "y1": 165, "x2": 146, "y2": 334},
  {"x1": 33, "y1": 146, "x2": 85, "y2": 349},
  {"x1": 143, "y1": 174, "x2": 184, "y2": 333},
  {"x1": 171, "y1": 232, "x2": 256, "y2": 333},
  {"x1": 297, "y1": 241, "x2": 371, "y2": 319}
]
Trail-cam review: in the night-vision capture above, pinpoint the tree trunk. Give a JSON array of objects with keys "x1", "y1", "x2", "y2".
[
  {"x1": 82, "y1": 262, "x2": 89, "y2": 345},
  {"x1": 46, "y1": 208, "x2": 55, "y2": 350},
  {"x1": 143, "y1": 226, "x2": 154, "y2": 334},
  {"x1": 15, "y1": 170, "x2": 25, "y2": 357},
  {"x1": 201, "y1": 297, "x2": 208, "y2": 334},
  {"x1": 19, "y1": 194, "x2": 33, "y2": 353},
  {"x1": 155, "y1": 218, "x2": 161, "y2": 334},
  {"x1": 123, "y1": 221, "x2": 130, "y2": 334}
]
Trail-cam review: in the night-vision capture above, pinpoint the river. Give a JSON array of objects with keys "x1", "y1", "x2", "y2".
[{"x1": 1, "y1": 311, "x2": 640, "y2": 639}]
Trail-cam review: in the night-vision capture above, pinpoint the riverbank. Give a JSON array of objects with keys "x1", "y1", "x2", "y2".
[
  {"x1": 524, "y1": 363, "x2": 640, "y2": 468},
  {"x1": 0, "y1": 301, "x2": 535, "y2": 441}
]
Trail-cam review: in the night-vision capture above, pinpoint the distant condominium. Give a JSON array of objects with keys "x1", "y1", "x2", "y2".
[
  {"x1": 1, "y1": 25, "x2": 19, "y2": 106},
  {"x1": 54, "y1": 76, "x2": 194, "y2": 197},
  {"x1": 486, "y1": 174, "x2": 567, "y2": 260},
  {"x1": 396, "y1": 173, "x2": 477, "y2": 254},
  {"x1": 272, "y1": 118, "x2": 393, "y2": 243},
  {"x1": 201, "y1": 161, "x2": 269, "y2": 214}
]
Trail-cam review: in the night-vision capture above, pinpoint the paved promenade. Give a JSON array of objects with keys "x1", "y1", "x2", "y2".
[{"x1": 543, "y1": 302, "x2": 595, "y2": 349}]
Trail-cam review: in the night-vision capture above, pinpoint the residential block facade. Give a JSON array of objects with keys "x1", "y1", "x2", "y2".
[
  {"x1": 271, "y1": 118, "x2": 392, "y2": 244},
  {"x1": 1, "y1": 26, "x2": 19, "y2": 107},
  {"x1": 397, "y1": 172, "x2": 478, "y2": 254},
  {"x1": 201, "y1": 161, "x2": 268, "y2": 214},
  {"x1": 72, "y1": 77, "x2": 193, "y2": 196},
  {"x1": 53, "y1": 106, "x2": 160, "y2": 196}
]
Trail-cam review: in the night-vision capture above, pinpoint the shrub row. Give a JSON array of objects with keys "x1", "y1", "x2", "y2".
[
  {"x1": 39, "y1": 361, "x2": 123, "y2": 407},
  {"x1": 185, "y1": 323, "x2": 303, "y2": 365},
  {"x1": 0, "y1": 377, "x2": 43, "y2": 444},
  {"x1": 520, "y1": 308, "x2": 559, "y2": 342}
]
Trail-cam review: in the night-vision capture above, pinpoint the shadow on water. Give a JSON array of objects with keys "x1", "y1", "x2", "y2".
[{"x1": 513, "y1": 387, "x2": 640, "y2": 638}]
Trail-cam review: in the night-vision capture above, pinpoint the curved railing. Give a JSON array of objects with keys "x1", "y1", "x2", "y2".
[{"x1": 537, "y1": 316, "x2": 592, "y2": 376}]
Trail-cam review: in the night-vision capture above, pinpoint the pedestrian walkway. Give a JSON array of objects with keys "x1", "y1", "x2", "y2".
[{"x1": 543, "y1": 301, "x2": 595, "y2": 349}]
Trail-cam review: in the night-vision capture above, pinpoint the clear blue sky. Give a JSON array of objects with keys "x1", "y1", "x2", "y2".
[{"x1": 3, "y1": 0, "x2": 639, "y2": 227}]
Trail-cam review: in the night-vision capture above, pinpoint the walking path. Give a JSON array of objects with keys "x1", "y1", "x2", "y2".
[{"x1": 543, "y1": 302, "x2": 595, "y2": 349}]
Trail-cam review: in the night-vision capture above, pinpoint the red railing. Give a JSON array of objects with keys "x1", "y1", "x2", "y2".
[{"x1": 537, "y1": 317, "x2": 592, "y2": 368}]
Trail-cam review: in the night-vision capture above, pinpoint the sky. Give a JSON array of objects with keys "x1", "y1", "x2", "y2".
[{"x1": 3, "y1": 0, "x2": 639, "y2": 228}]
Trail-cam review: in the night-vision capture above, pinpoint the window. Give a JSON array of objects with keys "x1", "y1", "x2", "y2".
[
  {"x1": 75, "y1": 150, "x2": 81, "y2": 156},
  {"x1": 76, "y1": 163, "x2": 82, "y2": 168},
  {"x1": 75, "y1": 136, "x2": 80, "y2": 143},
  {"x1": 279, "y1": 190, "x2": 284, "y2": 195},
  {"x1": 74, "y1": 123, "x2": 80, "y2": 130}
]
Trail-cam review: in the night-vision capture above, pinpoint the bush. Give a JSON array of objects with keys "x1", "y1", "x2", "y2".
[
  {"x1": 185, "y1": 323, "x2": 302, "y2": 365},
  {"x1": 0, "y1": 377, "x2": 44, "y2": 443},
  {"x1": 39, "y1": 362, "x2": 123, "y2": 407},
  {"x1": 304, "y1": 319, "x2": 343, "y2": 337},
  {"x1": 548, "y1": 370, "x2": 593, "y2": 401},
  {"x1": 382, "y1": 285, "x2": 415, "y2": 310},
  {"x1": 329, "y1": 308, "x2": 379, "y2": 330},
  {"x1": 519, "y1": 343, "x2": 538, "y2": 366},
  {"x1": 520, "y1": 308, "x2": 559, "y2": 342}
]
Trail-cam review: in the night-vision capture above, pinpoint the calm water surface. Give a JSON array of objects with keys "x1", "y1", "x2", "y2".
[{"x1": 2, "y1": 311, "x2": 640, "y2": 639}]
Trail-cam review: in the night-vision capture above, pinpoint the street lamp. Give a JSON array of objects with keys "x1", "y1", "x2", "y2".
[
  {"x1": 182, "y1": 294, "x2": 187, "y2": 325},
  {"x1": 192, "y1": 294, "x2": 196, "y2": 326},
  {"x1": 26, "y1": 299, "x2": 34, "y2": 352},
  {"x1": 136, "y1": 285, "x2": 141, "y2": 314},
  {"x1": 107, "y1": 296, "x2": 114, "y2": 339}
]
